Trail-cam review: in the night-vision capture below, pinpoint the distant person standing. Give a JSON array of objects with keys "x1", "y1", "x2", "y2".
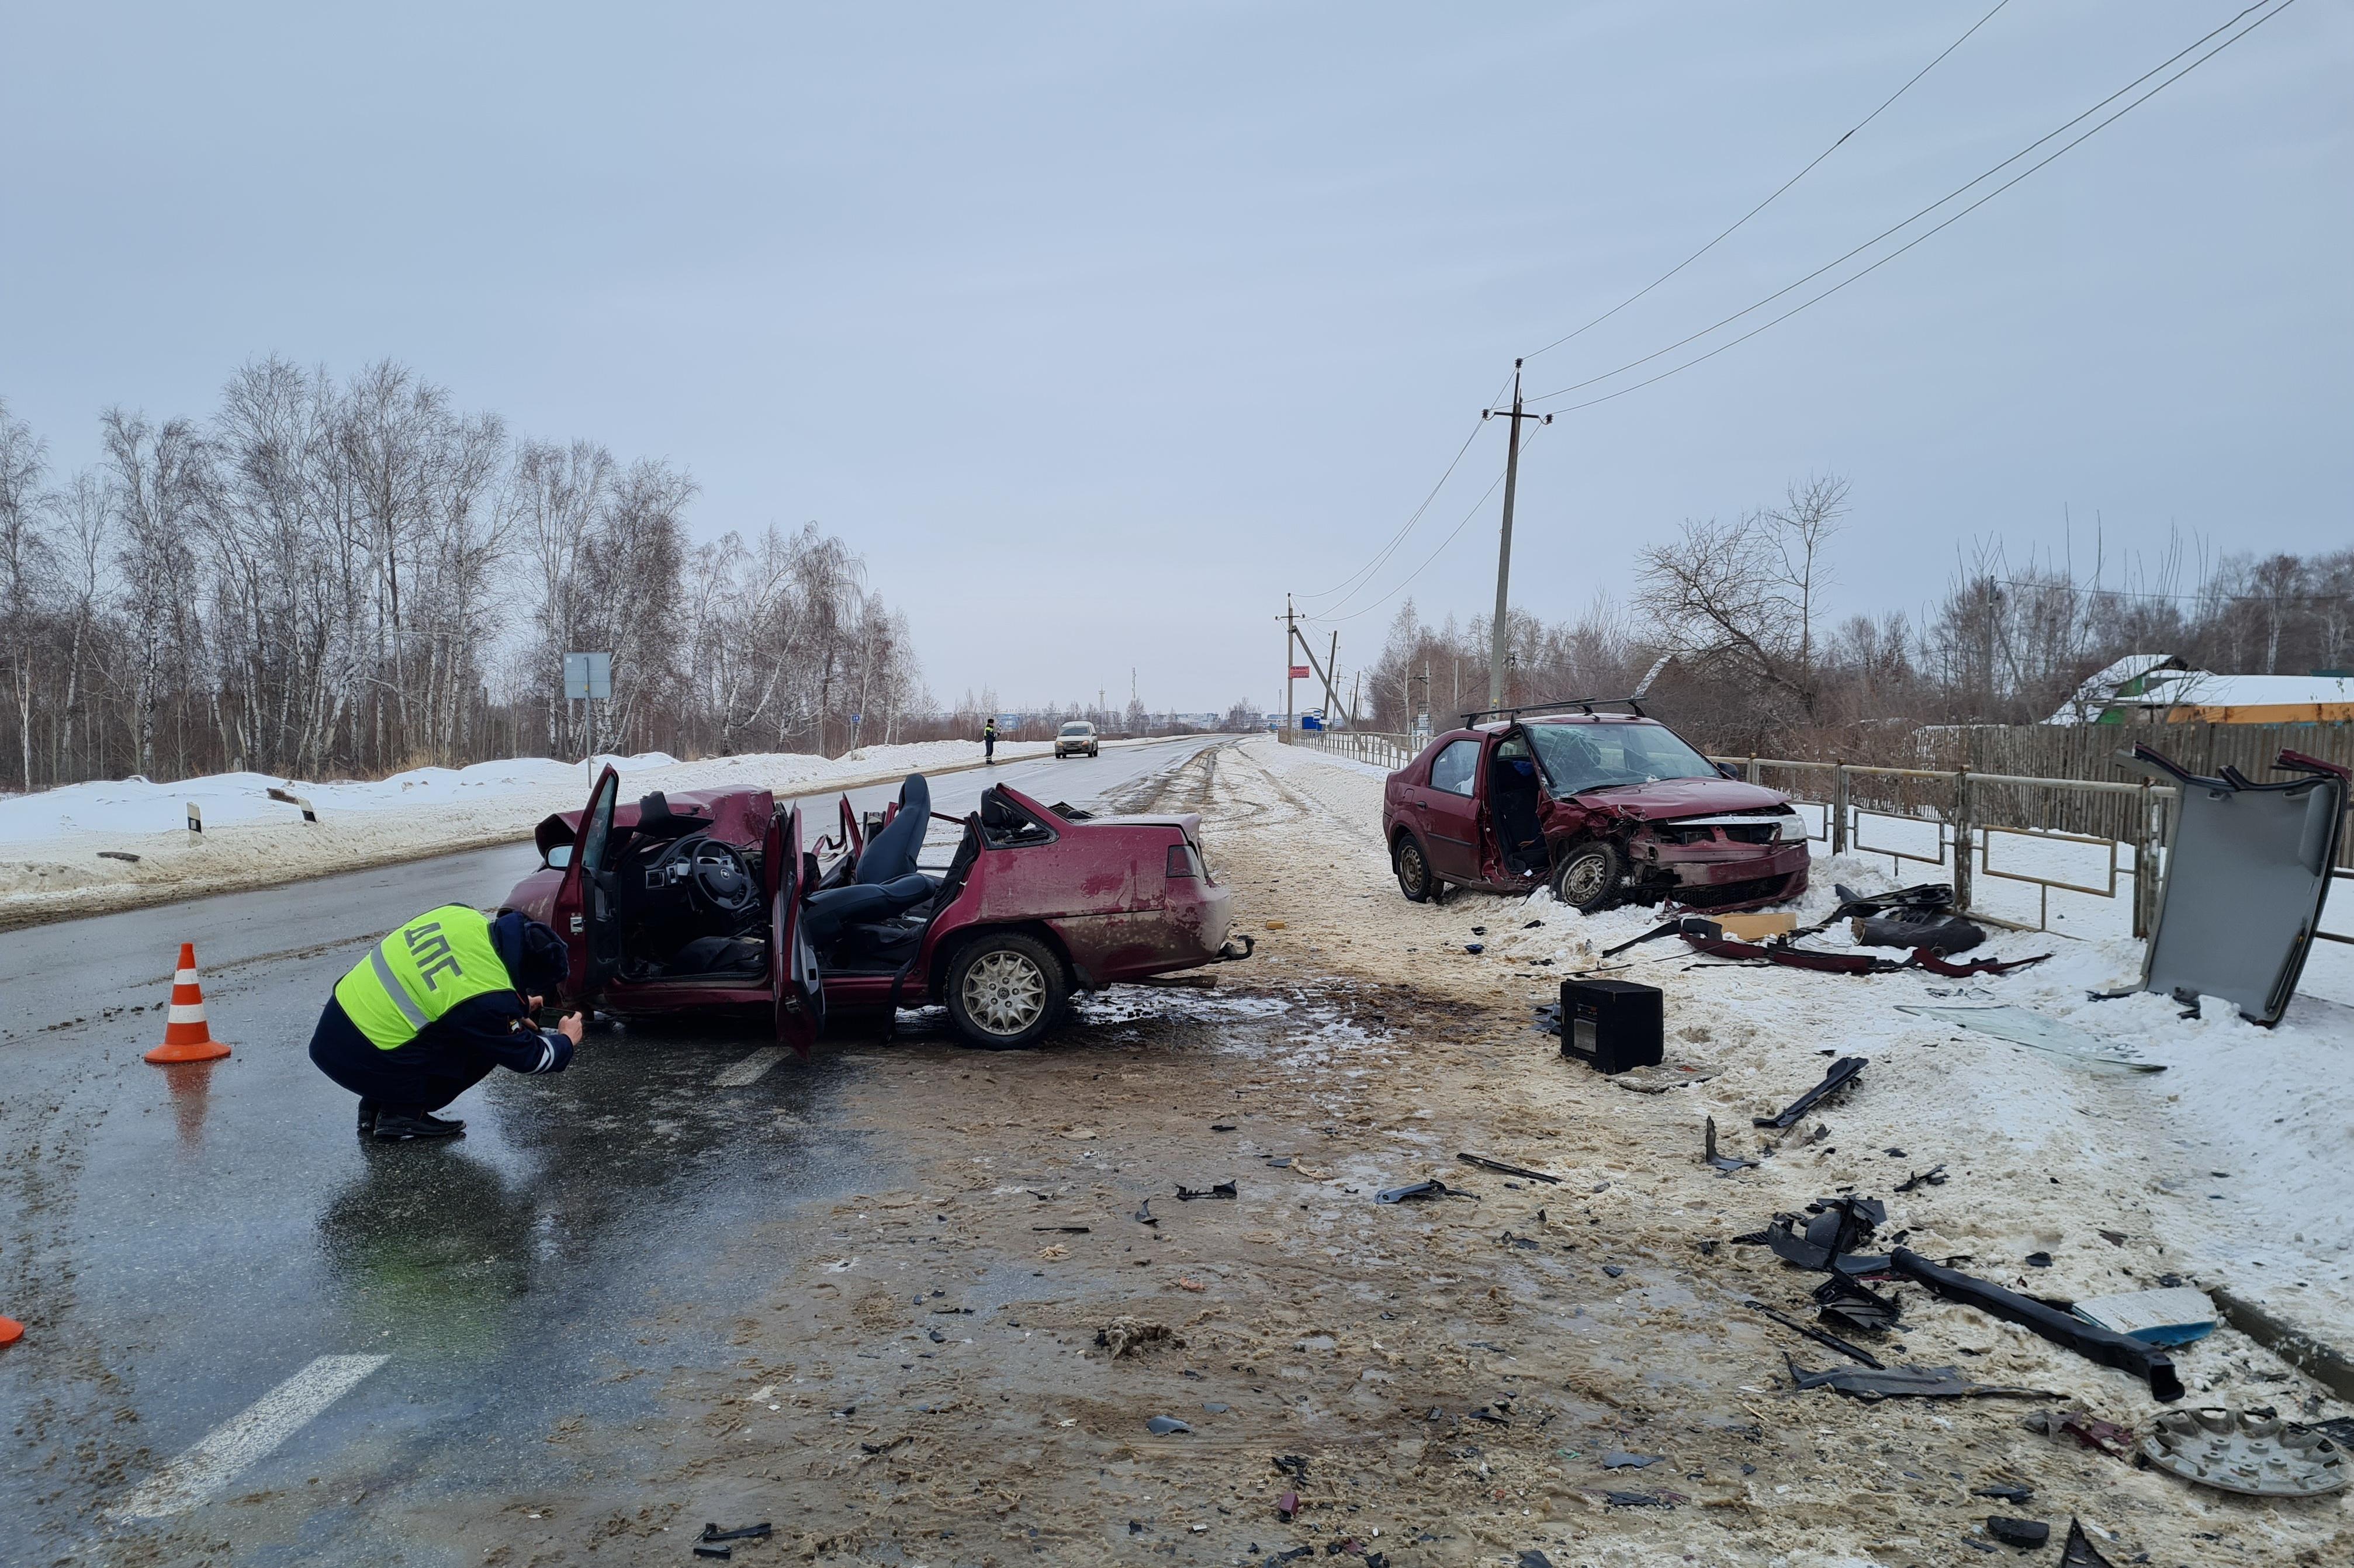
[{"x1": 983, "y1": 717, "x2": 998, "y2": 763}]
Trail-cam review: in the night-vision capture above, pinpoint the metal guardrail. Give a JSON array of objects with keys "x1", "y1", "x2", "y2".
[
  {"x1": 1274, "y1": 729, "x2": 2348, "y2": 944},
  {"x1": 1278, "y1": 728, "x2": 1420, "y2": 772},
  {"x1": 1711, "y1": 754, "x2": 2176, "y2": 937}
]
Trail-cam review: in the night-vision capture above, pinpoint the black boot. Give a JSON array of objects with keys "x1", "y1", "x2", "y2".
[
  {"x1": 356, "y1": 1097, "x2": 380, "y2": 1136},
  {"x1": 371, "y1": 1109, "x2": 466, "y2": 1141}
]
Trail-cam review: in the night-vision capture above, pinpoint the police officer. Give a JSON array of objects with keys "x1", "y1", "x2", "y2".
[
  {"x1": 309, "y1": 904, "x2": 585, "y2": 1141},
  {"x1": 982, "y1": 716, "x2": 999, "y2": 763}
]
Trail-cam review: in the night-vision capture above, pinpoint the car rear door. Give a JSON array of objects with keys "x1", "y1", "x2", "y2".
[
  {"x1": 551, "y1": 766, "x2": 623, "y2": 1000},
  {"x1": 770, "y1": 805, "x2": 824, "y2": 1057},
  {"x1": 1420, "y1": 737, "x2": 1486, "y2": 882}
]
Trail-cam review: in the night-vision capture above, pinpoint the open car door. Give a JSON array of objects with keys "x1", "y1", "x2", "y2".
[
  {"x1": 771, "y1": 804, "x2": 824, "y2": 1057},
  {"x1": 552, "y1": 765, "x2": 624, "y2": 1001}
]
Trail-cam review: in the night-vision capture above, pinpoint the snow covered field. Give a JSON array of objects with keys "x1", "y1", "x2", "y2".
[
  {"x1": 1252, "y1": 733, "x2": 2354, "y2": 1355},
  {"x1": 0, "y1": 739, "x2": 1060, "y2": 925}
]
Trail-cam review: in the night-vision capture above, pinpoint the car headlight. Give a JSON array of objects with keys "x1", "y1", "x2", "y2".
[{"x1": 1776, "y1": 811, "x2": 1808, "y2": 841}]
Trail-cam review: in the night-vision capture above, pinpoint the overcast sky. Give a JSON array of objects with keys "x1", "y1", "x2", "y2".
[{"x1": 3, "y1": 2, "x2": 2346, "y2": 713}]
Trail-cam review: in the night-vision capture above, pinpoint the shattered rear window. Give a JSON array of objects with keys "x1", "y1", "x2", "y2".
[{"x1": 1527, "y1": 722, "x2": 1719, "y2": 796}]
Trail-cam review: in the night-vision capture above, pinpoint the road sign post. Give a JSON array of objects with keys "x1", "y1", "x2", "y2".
[{"x1": 564, "y1": 652, "x2": 614, "y2": 767}]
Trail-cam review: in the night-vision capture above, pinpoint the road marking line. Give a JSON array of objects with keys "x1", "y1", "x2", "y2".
[
  {"x1": 714, "y1": 1046, "x2": 787, "y2": 1087},
  {"x1": 113, "y1": 1354, "x2": 389, "y2": 1519}
]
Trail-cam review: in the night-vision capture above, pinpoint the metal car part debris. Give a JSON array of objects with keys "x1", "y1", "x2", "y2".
[
  {"x1": 2059, "y1": 1518, "x2": 2117, "y2": 1568},
  {"x1": 1175, "y1": 1181, "x2": 1238, "y2": 1202},
  {"x1": 1743, "y1": 1299, "x2": 1884, "y2": 1370},
  {"x1": 1702, "y1": 1116, "x2": 1756, "y2": 1174},
  {"x1": 1893, "y1": 1164, "x2": 1947, "y2": 1192},
  {"x1": 2120, "y1": 745, "x2": 2350, "y2": 1026},
  {"x1": 1377, "y1": 1179, "x2": 1477, "y2": 1204},
  {"x1": 1753, "y1": 1057, "x2": 1868, "y2": 1129},
  {"x1": 1457, "y1": 1152, "x2": 1563, "y2": 1184},
  {"x1": 1783, "y1": 1355, "x2": 2059, "y2": 1402},
  {"x1": 1890, "y1": 1248, "x2": 2185, "y2": 1402},
  {"x1": 1812, "y1": 1273, "x2": 1902, "y2": 1334},
  {"x1": 2138, "y1": 1407, "x2": 2346, "y2": 1497},
  {"x1": 1763, "y1": 1216, "x2": 1890, "y2": 1276},
  {"x1": 700, "y1": 1523, "x2": 773, "y2": 1543},
  {"x1": 1985, "y1": 1517, "x2": 2050, "y2": 1550}
]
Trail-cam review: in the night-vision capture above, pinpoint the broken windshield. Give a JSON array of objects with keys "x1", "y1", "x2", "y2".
[{"x1": 1526, "y1": 722, "x2": 1719, "y2": 796}]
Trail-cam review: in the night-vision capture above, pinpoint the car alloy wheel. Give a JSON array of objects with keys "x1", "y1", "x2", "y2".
[{"x1": 962, "y1": 949, "x2": 1047, "y2": 1034}]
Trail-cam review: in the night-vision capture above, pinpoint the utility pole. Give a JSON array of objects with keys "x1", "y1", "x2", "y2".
[
  {"x1": 1483, "y1": 359, "x2": 1552, "y2": 710},
  {"x1": 1322, "y1": 631, "x2": 1339, "y2": 723},
  {"x1": 1282, "y1": 595, "x2": 1297, "y2": 731}
]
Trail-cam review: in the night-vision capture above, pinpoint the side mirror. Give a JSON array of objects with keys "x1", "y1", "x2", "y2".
[
  {"x1": 546, "y1": 843, "x2": 574, "y2": 869},
  {"x1": 1716, "y1": 762, "x2": 1742, "y2": 780}
]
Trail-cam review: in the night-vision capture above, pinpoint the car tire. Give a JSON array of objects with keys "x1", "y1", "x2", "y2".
[
  {"x1": 1552, "y1": 840, "x2": 1624, "y2": 913},
  {"x1": 1394, "y1": 834, "x2": 1436, "y2": 903},
  {"x1": 944, "y1": 932, "x2": 1067, "y2": 1050}
]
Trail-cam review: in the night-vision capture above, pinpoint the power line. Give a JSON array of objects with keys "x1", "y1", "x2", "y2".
[
  {"x1": 1306, "y1": 424, "x2": 1550, "y2": 628},
  {"x1": 1294, "y1": 369, "x2": 1516, "y2": 606},
  {"x1": 1523, "y1": 0, "x2": 2012, "y2": 363},
  {"x1": 1292, "y1": 417, "x2": 1484, "y2": 605},
  {"x1": 1526, "y1": 0, "x2": 2287, "y2": 410}
]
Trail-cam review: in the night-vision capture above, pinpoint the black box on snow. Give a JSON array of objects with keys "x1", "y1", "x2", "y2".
[{"x1": 1559, "y1": 978, "x2": 1663, "y2": 1074}]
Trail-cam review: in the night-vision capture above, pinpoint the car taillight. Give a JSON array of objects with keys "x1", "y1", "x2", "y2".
[{"x1": 1168, "y1": 841, "x2": 1204, "y2": 878}]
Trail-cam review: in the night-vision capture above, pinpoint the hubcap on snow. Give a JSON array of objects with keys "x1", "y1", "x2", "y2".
[
  {"x1": 963, "y1": 950, "x2": 1047, "y2": 1035},
  {"x1": 1560, "y1": 854, "x2": 1609, "y2": 904}
]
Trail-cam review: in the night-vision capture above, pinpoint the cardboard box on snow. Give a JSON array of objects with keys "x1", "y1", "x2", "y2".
[{"x1": 1712, "y1": 912, "x2": 1796, "y2": 942}]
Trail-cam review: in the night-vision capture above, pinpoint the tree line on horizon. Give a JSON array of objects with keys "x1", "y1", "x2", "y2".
[
  {"x1": 1359, "y1": 474, "x2": 2354, "y2": 752},
  {"x1": 0, "y1": 361, "x2": 947, "y2": 793}
]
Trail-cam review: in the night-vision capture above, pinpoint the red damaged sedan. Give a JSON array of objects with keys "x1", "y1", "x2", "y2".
[
  {"x1": 1382, "y1": 700, "x2": 1809, "y2": 913},
  {"x1": 501, "y1": 767, "x2": 1248, "y2": 1051}
]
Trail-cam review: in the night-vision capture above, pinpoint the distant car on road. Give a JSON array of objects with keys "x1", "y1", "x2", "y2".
[
  {"x1": 1055, "y1": 721, "x2": 1100, "y2": 758},
  {"x1": 1380, "y1": 701, "x2": 1808, "y2": 913},
  {"x1": 503, "y1": 769, "x2": 1248, "y2": 1051}
]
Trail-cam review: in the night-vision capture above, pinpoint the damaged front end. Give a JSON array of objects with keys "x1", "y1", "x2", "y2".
[{"x1": 1557, "y1": 799, "x2": 1811, "y2": 911}]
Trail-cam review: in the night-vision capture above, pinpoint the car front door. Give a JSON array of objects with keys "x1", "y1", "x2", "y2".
[
  {"x1": 552, "y1": 766, "x2": 622, "y2": 1001},
  {"x1": 1420, "y1": 737, "x2": 1486, "y2": 883},
  {"x1": 771, "y1": 805, "x2": 823, "y2": 1057}
]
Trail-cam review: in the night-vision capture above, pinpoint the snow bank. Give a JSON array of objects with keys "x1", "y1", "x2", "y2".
[
  {"x1": 0, "y1": 739, "x2": 1053, "y2": 924},
  {"x1": 1252, "y1": 732, "x2": 2354, "y2": 1349}
]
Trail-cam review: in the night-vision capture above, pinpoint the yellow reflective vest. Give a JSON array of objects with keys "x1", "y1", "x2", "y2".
[{"x1": 333, "y1": 904, "x2": 516, "y2": 1051}]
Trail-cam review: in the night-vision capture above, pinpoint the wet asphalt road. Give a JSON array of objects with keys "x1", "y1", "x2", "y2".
[{"x1": 0, "y1": 738, "x2": 1223, "y2": 1564}]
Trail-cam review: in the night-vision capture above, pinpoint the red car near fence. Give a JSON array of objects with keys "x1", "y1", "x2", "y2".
[
  {"x1": 501, "y1": 767, "x2": 1248, "y2": 1051},
  {"x1": 1381, "y1": 701, "x2": 1810, "y2": 913}
]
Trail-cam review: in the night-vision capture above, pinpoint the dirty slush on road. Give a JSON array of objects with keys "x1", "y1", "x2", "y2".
[{"x1": 442, "y1": 742, "x2": 2342, "y2": 1566}]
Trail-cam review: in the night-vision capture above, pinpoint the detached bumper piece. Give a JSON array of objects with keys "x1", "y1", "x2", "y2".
[
  {"x1": 1890, "y1": 1247, "x2": 2183, "y2": 1402},
  {"x1": 2120, "y1": 745, "x2": 2350, "y2": 1025}
]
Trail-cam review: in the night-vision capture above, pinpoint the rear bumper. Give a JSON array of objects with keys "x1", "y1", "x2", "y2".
[{"x1": 1050, "y1": 881, "x2": 1234, "y2": 986}]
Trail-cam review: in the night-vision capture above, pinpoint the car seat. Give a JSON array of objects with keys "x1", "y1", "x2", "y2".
[
  {"x1": 1493, "y1": 755, "x2": 1546, "y2": 874},
  {"x1": 804, "y1": 774, "x2": 938, "y2": 947}
]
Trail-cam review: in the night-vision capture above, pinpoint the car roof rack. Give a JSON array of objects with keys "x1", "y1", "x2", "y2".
[{"x1": 1459, "y1": 694, "x2": 1650, "y2": 726}]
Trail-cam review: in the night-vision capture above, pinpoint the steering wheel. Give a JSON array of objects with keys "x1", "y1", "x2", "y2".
[{"x1": 677, "y1": 836, "x2": 757, "y2": 917}]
